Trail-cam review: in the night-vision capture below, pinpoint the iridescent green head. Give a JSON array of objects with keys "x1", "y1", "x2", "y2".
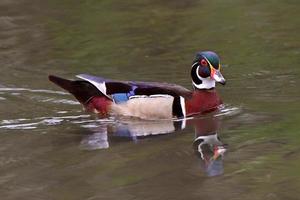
[{"x1": 191, "y1": 51, "x2": 226, "y2": 89}]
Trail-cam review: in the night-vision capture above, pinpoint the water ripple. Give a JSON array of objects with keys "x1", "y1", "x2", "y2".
[
  {"x1": 0, "y1": 114, "x2": 95, "y2": 130},
  {"x1": 216, "y1": 105, "x2": 241, "y2": 117},
  {"x1": 0, "y1": 87, "x2": 69, "y2": 95},
  {"x1": 40, "y1": 98, "x2": 80, "y2": 105}
]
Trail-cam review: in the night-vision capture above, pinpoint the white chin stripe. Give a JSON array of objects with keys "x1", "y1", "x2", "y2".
[{"x1": 193, "y1": 77, "x2": 215, "y2": 89}]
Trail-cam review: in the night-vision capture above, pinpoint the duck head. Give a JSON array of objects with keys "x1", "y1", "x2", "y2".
[{"x1": 191, "y1": 51, "x2": 226, "y2": 90}]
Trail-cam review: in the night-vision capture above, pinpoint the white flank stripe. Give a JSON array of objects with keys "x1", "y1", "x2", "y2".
[{"x1": 180, "y1": 96, "x2": 186, "y2": 118}]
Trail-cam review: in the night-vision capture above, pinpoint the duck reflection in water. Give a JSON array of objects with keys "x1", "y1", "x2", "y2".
[
  {"x1": 79, "y1": 119, "x2": 185, "y2": 150},
  {"x1": 79, "y1": 115, "x2": 227, "y2": 176},
  {"x1": 191, "y1": 116, "x2": 227, "y2": 177}
]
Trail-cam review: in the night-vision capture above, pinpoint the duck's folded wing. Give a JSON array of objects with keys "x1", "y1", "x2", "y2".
[
  {"x1": 76, "y1": 74, "x2": 132, "y2": 99},
  {"x1": 76, "y1": 74, "x2": 192, "y2": 99},
  {"x1": 130, "y1": 81, "x2": 192, "y2": 98}
]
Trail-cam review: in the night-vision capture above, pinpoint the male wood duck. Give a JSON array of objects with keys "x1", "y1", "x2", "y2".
[{"x1": 49, "y1": 51, "x2": 226, "y2": 119}]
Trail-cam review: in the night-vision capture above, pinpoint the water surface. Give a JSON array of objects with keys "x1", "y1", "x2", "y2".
[{"x1": 0, "y1": 0, "x2": 300, "y2": 200}]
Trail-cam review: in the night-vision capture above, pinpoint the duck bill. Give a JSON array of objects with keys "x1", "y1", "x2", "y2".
[{"x1": 210, "y1": 67, "x2": 226, "y2": 85}]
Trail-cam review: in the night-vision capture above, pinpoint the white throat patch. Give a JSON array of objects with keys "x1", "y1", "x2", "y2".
[
  {"x1": 192, "y1": 66, "x2": 215, "y2": 89},
  {"x1": 193, "y1": 77, "x2": 215, "y2": 89}
]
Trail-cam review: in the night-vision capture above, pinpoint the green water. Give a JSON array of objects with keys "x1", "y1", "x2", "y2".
[{"x1": 0, "y1": 0, "x2": 300, "y2": 199}]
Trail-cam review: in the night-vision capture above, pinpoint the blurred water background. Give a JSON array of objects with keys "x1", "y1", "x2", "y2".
[{"x1": 0, "y1": 0, "x2": 299, "y2": 199}]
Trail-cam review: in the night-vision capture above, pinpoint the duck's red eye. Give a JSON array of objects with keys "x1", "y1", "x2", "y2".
[{"x1": 200, "y1": 59, "x2": 208, "y2": 66}]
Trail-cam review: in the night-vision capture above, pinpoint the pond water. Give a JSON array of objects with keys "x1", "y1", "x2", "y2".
[{"x1": 0, "y1": 0, "x2": 300, "y2": 199}]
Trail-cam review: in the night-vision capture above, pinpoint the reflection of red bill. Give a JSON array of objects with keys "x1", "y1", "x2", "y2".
[{"x1": 213, "y1": 145, "x2": 227, "y2": 160}]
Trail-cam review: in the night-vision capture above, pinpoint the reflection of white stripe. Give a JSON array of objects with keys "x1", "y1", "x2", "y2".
[
  {"x1": 76, "y1": 75, "x2": 111, "y2": 100},
  {"x1": 180, "y1": 96, "x2": 186, "y2": 118},
  {"x1": 181, "y1": 118, "x2": 186, "y2": 129}
]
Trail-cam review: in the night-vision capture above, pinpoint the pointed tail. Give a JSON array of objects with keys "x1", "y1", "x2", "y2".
[{"x1": 48, "y1": 75, "x2": 104, "y2": 104}]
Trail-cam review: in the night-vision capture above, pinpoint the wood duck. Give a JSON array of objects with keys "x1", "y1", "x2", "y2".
[{"x1": 49, "y1": 51, "x2": 226, "y2": 119}]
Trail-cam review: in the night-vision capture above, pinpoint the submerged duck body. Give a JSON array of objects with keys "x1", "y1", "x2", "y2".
[{"x1": 49, "y1": 51, "x2": 226, "y2": 119}]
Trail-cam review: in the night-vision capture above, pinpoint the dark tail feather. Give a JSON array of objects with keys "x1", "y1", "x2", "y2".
[
  {"x1": 48, "y1": 75, "x2": 104, "y2": 104},
  {"x1": 49, "y1": 75, "x2": 74, "y2": 93}
]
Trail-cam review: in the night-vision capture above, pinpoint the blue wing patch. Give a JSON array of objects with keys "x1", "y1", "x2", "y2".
[
  {"x1": 112, "y1": 93, "x2": 129, "y2": 103},
  {"x1": 112, "y1": 86, "x2": 136, "y2": 104}
]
